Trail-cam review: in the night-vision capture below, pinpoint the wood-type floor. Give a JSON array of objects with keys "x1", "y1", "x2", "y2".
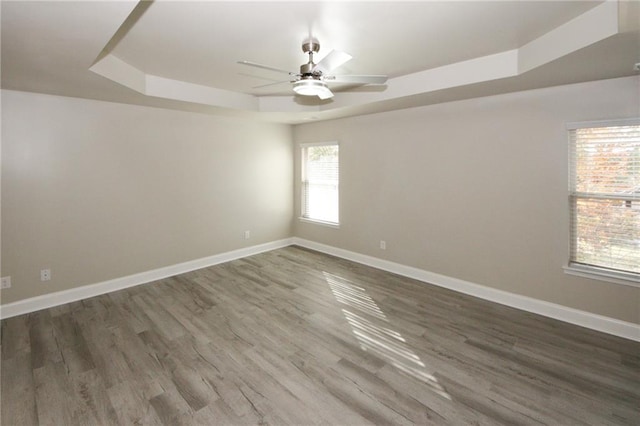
[{"x1": 1, "y1": 246, "x2": 639, "y2": 425}]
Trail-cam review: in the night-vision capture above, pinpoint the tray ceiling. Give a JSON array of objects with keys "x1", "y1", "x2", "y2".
[{"x1": 2, "y1": 1, "x2": 638, "y2": 123}]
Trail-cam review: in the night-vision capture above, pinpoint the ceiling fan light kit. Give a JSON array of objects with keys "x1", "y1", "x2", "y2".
[
  {"x1": 239, "y1": 38, "x2": 388, "y2": 99},
  {"x1": 293, "y1": 79, "x2": 333, "y2": 99}
]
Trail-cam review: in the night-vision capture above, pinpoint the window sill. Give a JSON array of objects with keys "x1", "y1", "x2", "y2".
[
  {"x1": 298, "y1": 217, "x2": 340, "y2": 229},
  {"x1": 563, "y1": 263, "x2": 640, "y2": 288}
]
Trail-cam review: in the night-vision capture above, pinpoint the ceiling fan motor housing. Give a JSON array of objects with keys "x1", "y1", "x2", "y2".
[{"x1": 300, "y1": 63, "x2": 317, "y2": 76}]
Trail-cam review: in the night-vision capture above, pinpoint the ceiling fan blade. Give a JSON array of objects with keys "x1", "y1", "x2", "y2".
[
  {"x1": 317, "y1": 86, "x2": 334, "y2": 100},
  {"x1": 252, "y1": 80, "x2": 292, "y2": 89},
  {"x1": 313, "y1": 50, "x2": 352, "y2": 74},
  {"x1": 237, "y1": 60, "x2": 295, "y2": 75},
  {"x1": 325, "y1": 75, "x2": 388, "y2": 85}
]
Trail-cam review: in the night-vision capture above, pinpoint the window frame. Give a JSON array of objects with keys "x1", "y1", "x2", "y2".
[
  {"x1": 299, "y1": 141, "x2": 340, "y2": 228},
  {"x1": 564, "y1": 118, "x2": 640, "y2": 287}
]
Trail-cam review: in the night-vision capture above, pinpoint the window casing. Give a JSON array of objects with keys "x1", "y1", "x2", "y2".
[
  {"x1": 301, "y1": 142, "x2": 339, "y2": 226},
  {"x1": 567, "y1": 119, "x2": 639, "y2": 285}
]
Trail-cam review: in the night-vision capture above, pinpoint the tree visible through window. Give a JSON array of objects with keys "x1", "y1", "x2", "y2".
[
  {"x1": 301, "y1": 143, "x2": 339, "y2": 224},
  {"x1": 569, "y1": 123, "x2": 640, "y2": 279}
]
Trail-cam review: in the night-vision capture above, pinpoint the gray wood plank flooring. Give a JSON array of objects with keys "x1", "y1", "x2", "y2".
[{"x1": 2, "y1": 245, "x2": 639, "y2": 425}]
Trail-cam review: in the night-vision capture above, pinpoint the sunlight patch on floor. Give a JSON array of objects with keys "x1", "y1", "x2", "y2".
[
  {"x1": 324, "y1": 271, "x2": 451, "y2": 400},
  {"x1": 324, "y1": 273, "x2": 388, "y2": 321}
]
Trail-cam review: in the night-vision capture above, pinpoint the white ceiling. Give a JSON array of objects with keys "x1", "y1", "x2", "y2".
[{"x1": 2, "y1": 1, "x2": 639, "y2": 124}]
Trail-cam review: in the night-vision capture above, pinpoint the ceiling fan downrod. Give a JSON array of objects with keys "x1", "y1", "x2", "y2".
[{"x1": 300, "y1": 40, "x2": 321, "y2": 77}]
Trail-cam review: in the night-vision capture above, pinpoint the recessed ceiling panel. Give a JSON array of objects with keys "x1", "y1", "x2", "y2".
[{"x1": 111, "y1": 1, "x2": 604, "y2": 96}]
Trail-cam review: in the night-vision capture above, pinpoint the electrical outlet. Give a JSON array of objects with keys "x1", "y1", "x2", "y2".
[
  {"x1": 380, "y1": 240, "x2": 386, "y2": 250},
  {"x1": 41, "y1": 269, "x2": 51, "y2": 281},
  {"x1": 244, "y1": 230, "x2": 251, "y2": 239},
  {"x1": 1, "y1": 276, "x2": 11, "y2": 289}
]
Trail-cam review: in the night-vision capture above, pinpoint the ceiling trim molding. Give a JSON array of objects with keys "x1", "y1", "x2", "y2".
[
  {"x1": 518, "y1": 0, "x2": 619, "y2": 73},
  {"x1": 90, "y1": 53, "x2": 146, "y2": 93},
  {"x1": 90, "y1": 54, "x2": 258, "y2": 111},
  {"x1": 145, "y1": 75, "x2": 258, "y2": 111}
]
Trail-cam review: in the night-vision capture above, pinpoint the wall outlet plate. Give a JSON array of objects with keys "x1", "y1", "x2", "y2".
[
  {"x1": 41, "y1": 269, "x2": 51, "y2": 281},
  {"x1": 1, "y1": 276, "x2": 11, "y2": 289}
]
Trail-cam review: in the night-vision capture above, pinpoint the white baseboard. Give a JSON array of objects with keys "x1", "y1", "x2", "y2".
[
  {"x1": 3, "y1": 236, "x2": 638, "y2": 343},
  {"x1": 0, "y1": 238, "x2": 294, "y2": 320},
  {"x1": 292, "y1": 238, "x2": 640, "y2": 342}
]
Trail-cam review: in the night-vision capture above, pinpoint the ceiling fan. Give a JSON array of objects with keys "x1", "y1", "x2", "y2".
[{"x1": 238, "y1": 39, "x2": 387, "y2": 100}]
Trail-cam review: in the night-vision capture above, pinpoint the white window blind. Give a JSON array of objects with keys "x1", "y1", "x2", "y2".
[
  {"x1": 302, "y1": 143, "x2": 339, "y2": 224},
  {"x1": 569, "y1": 122, "x2": 640, "y2": 280}
]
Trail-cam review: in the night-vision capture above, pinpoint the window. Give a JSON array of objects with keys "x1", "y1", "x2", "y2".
[
  {"x1": 568, "y1": 119, "x2": 639, "y2": 284},
  {"x1": 301, "y1": 142, "x2": 339, "y2": 225}
]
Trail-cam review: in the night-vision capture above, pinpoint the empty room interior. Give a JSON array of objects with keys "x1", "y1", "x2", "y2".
[{"x1": 1, "y1": 1, "x2": 640, "y2": 425}]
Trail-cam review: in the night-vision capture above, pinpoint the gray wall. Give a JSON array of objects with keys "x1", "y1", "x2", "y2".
[
  {"x1": 1, "y1": 90, "x2": 293, "y2": 304},
  {"x1": 3, "y1": 77, "x2": 639, "y2": 325},
  {"x1": 294, "y1": 76, "x2": 640, "y2": 324}
]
